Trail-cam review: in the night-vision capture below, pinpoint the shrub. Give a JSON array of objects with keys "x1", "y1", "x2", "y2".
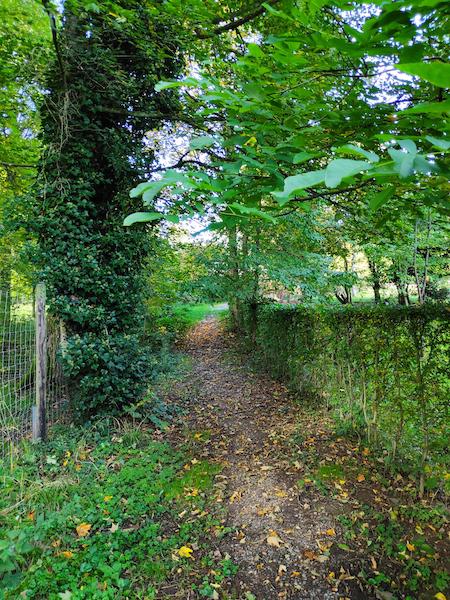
[{"x1": 241, "y1": 302, "x2": 449, "y2": 494}]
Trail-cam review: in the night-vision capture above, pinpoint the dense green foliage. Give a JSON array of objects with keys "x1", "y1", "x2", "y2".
[
  {"x1": 241, "y1": 302, "x2": 449, "y2": 495},
  {"x1": 0, "y1": 0, "x2": 50, "y2": 294},
  {"x1": 127, "y1": 0, "x2": 449, "y2": 229},
  {"x1": 32, "y1": 0, "x2": 182, "y2": 416},
  {"x1": 0, "y1": 422, "x2": 234, "y2": 599}
]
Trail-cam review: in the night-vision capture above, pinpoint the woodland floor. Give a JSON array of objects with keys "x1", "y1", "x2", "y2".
[{"x1": 160, "y1": 316, "x2": 449, "y2": 600}]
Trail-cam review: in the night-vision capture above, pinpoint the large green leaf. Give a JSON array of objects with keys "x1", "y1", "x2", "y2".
[
  {"x1": 425, "y1": 136, "x2": 450, "y2": 151},
  {"x1": 401, "y1": 99, "x2": 450, "y2": 114},
  {"x1": 369, "y1": 187, "x2": 394, "y2": 211},
  {"x1": 189, "y1": 135, "x2": 216, "y2": 150},
  {"x1": 324, "y1": 159, "x2": 371, "y2": 188},
  {"x1": 335, "y1": 144, "x2": 380, "y2": 163},
  {"x1": 272, "y1": 170, "x2": 325, "y2": 205},
  {"x1": 396, "y1": 62, "x2": 450, "y2": 88},
  {"x1": 123, "y1": 212, "x2": 162, "y2": 226}
]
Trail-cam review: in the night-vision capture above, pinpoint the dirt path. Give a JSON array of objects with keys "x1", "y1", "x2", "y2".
[{"x1": 169, "y1": 317, "x2": 370, "y2": 599}]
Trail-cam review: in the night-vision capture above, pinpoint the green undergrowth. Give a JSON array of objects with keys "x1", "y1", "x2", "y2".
[
  {"x1": 146, "y1": 302, "x2": 228, "y2": 344},
  {"x1": 0, "y1": 420, "x2": 234, "y2": 599}
]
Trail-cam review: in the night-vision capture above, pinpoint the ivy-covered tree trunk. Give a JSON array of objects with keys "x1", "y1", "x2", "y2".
[{"x1": 33, "y1": 1, "x2": 181, "y2": 417}]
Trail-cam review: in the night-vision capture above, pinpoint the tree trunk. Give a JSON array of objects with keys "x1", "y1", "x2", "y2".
[
  {"x1": 0, "y1": 264, "x2": 11, "y2": 330},
  {"x1": 368, "y1": 259, "x2": 381, "y2": 304}
]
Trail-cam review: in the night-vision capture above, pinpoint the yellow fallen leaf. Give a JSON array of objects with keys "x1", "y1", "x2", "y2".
[
  {"x1": 291, "y1": 571, "x2": 301, "y2": 578},
  {"x1": 326, "y1": 528, "x2": 336, "y2": 536},
  {"x1": 406, "y1": 541, "x2": 415, "y2": 552},
  {"x1": 266, "y1": 531, "x2": 282, "y2": 547},
  {"x1": 229, "y1": 490, "x2": 241, "y2": 504},
  {"x1": 76, "y1": 523, "x2": 92, "y2": 538},
  {"x1": 103, "y1": 495, "x2": 113, "y2": 502},
  {"x1": 193, "y1": 432, "x2": 202, "y2": 440},
  {"x1": 357, "y1": 473, "x2": 365, "y2": 482},
  {"x1": 60, "y1": 551, "x2": 74, "y2": 559},
  {"x1": 177, "y1": 546, "x2": 194, "y2": 559},
  {"x1": 362, "y1": 448, "x2": 370, "y2": 456},
  {"x1": 435, "y1": 594, "x2": 447, "y2": 600},
  {"x1": 415, "y1": 525, "x2": 424, "y2": 534}
]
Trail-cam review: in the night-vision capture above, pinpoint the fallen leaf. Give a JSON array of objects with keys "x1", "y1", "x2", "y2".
[
  {"x1": 357, "y1": 473, "x2": 365, "y2": 482},
  {"x1": 59, "y1": 551, "x2": 74, "y2": 559},
  {"x1": 229, "y1": 490, "x2": 241, "y2": 504},
  {"x1": 26, "y1": 511, "x2": 35, "y2": 521},
  {"x1": 110, "y1": 523, "x2": 119, "y2": 533},
  {"x1": 278, "y1": 564, "x2": 287, "y2": 576},
  {"x1": 326, "y1": 528, "x2": 336, "y2": 536},
  {"x1": 302, "y1": 549, "x2": 318, "y2": 560},
  {"x1": 76, "y1": 523, "x2": 92, "y2": 538},
  {"x1": 266, "y1": 530, "x2": 283, "y2": 547},
  {"x1": 406, "y1": 541, "x2": 415, "y2": 552},
  {"x1": 435, "y1": 594, "x2": 447, "y2": 600},
  {"x1": 177, "y1": 546, "x2": 194, "y2": 559},
  {"x1": 103, "y1": 495, "x2": 113, "y2": 502}
]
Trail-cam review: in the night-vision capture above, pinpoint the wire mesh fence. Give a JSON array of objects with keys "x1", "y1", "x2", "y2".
[{"x1": 0, "y1": 285, "x2": 69, "y2": 462}]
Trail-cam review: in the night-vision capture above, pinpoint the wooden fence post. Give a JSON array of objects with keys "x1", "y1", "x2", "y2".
[{"x1": 32, "y1": 283, "x2": 47, "y2": 441}]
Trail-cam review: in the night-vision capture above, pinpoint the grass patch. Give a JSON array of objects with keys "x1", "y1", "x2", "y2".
[
  {"x1": 171, "y1": 303, "x2": 228, "y2": 329},
  {"x1": 0, "y1": 421, "x2": 234, "y2": 599}
]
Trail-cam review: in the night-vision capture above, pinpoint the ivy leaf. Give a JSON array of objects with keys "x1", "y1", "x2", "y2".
[
  {"x1": 396, "y1": 62, "x2": 450, "y2": 88},
  {"x1": 324, "y1": 159, "x2": 371, "y2": 188}
]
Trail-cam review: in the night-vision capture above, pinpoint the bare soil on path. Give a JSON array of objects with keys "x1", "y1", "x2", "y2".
[{"x1": 165, "y1": 317, "x2": 373, "y2": 600}]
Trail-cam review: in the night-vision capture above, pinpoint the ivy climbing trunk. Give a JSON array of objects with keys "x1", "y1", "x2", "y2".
[{"x1": 33, "y1": 0, "x2": 181, "y2": 417}]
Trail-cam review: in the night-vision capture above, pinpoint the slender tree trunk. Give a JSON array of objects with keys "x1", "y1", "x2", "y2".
[
  {"x1": 228, "y1": 225, "x2": 241, "y2": 330},
  {"x1": 0, "y1": 263, "x2": 12, "y2": 330},
  {"x1": 368, "y1": 259, "x2": 381, "y2": 304}
]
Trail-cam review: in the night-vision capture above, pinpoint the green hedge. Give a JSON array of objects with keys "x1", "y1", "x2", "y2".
[{"x1": 241, "y1": 302, "x2": 449, "y2": 494}]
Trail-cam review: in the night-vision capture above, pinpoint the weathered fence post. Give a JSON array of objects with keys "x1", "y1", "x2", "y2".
[{"x1": 32, "y1": 283, "x2": 47, "y2": 441}]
